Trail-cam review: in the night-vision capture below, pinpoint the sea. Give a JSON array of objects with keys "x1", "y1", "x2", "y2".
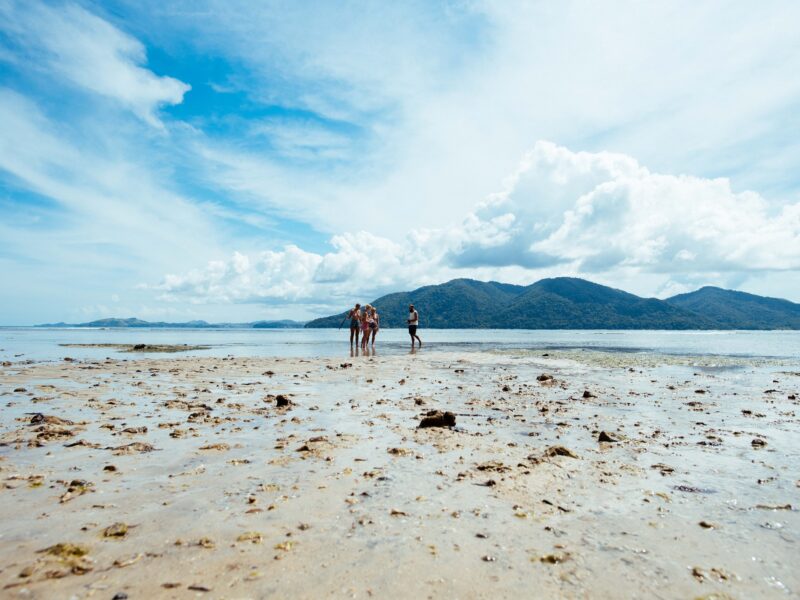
[{"x1": 1, "y1": 327, "x2": 800, "y2": 362}]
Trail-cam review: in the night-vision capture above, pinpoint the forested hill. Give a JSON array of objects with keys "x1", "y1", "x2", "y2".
[{"x1": 304, "y1": 278, "x2": 800, "y2": 330}]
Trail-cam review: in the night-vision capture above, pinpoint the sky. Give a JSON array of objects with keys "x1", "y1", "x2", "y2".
[{"x1": 1, "y1": 0, "x2": 799, "y2": 325}]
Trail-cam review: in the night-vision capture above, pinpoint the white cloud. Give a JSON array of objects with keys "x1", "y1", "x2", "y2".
[
  {"x1": 0, "y1": 1, "x2": 189, "y2": 126},
  {"x1": 154, "y1": 142, "x2": 800, "y2": 309},
  {"x1": 0, "y1": 88, "x2": 222, "y2": 292}
]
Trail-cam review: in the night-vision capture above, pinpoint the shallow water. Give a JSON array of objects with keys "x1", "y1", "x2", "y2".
[{"x1": 2, "y1": 327, "x2": 800, "y2": 362}]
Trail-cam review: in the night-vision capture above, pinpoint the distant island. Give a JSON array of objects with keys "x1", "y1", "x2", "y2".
[
  {"x1": 36, "y1": 318, "x2": 305, "y2": 329},
  {"x1": 305, "y1": 277, "x2": 800, "y2": 330}
]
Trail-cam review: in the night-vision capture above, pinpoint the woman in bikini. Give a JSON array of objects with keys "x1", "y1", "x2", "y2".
[
  {"x1": 369, "y1": 306, "x2": 380, "y2": 347},
  {"x1": 360, "y1": 305, "x2": 373, "y2": 351}
]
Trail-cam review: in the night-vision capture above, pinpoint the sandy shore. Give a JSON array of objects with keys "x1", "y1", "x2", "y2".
[{"x1": 0, "y1": 350, "x2": 798, "y2": 599}]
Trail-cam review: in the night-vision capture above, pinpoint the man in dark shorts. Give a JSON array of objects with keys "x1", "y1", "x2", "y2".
[
  {"x1": 348, "y1": 303, "x2": 361, "y2": 347},
  {"x1": 407, "y1": 304, "x2": 422, "y2": 348}
]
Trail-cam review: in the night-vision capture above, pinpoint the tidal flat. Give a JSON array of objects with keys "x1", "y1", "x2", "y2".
[{"x1": 0, "y1": 351, "x2": 798, "y2": 598}]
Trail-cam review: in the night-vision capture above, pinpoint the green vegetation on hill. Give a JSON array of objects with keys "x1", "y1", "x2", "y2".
[
  {"x1": 666, "y1": 286, "x2": 800, "y2": 329},
  {"x1": 305, "y1": 278, "x2": 800, "y2": 330}
]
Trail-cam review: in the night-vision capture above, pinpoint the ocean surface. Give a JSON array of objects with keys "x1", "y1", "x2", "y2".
[{"x1": 1, "y1": 327, "x2": 799, "y2": 362}]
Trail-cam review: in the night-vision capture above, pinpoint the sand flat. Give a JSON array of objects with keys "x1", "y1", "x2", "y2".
[{"x1": 0, "y1": 351, "x2": 798, "y2": 598}]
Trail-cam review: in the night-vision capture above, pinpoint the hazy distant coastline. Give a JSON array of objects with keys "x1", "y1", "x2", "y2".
[{"x1": 34, "y1": 318, "x2": 306, "y2": 329}]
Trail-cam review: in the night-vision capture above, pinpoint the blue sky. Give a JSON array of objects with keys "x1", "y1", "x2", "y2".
[{"x1": 1, "y1": 0, "x2": 799, "y2": 324}]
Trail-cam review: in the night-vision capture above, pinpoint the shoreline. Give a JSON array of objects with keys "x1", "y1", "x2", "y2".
[{"x1": 1, "y1": 351, "x2": 798, "y2": 598}]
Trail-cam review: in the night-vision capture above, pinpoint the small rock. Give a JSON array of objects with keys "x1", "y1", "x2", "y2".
[
  {"x1": 598, "y1": 431, "x2": 619, "y2": 443},
  {"x1": 545, "y1": 446, "x2": 578, "y2": 459},
  {"x1": 418, "y1": 410, "x2": 456, "y2": 428},
  {"x1": 275, "y1": 395, "x2": 290, "y2": 407},
  {"x1": 751, "y1": 438, "x2": 767, "y2": 448},
  {"x1": 103, "y1": 522, "x2": 129, "y2": 538}
]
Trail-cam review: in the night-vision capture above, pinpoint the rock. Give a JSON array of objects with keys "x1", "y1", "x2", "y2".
[
  {"x1": 751, "y1": 438, "x2": 767, "y2": 448},
  {"x1": 121, "y1": 426, "x2": 147, "y2": 434},
  {"x1": 582, "y1": 390, "x2": 596, "y2": 398},
  {"x1": 698, "y1": 521, "x2": 716, "y2": 529},
  {"x1": 112, "y1": 593, "x2": 128, "y2": 600},
  {"x1": 545, "y1": 446, "x2": 578, "y2": 459},
  {"x1": 388, "y1": 447, "x2": 412, "y2": 456},
  {"x1": 536, "y1": 374, "x2": 553, "y2": 382},
  {"x1": 418, "y1": 410, "x2": 456, "y2": 428},
  {"x1": 275, "y1": 394, "x2": 290, "y2": 407},
  {"x1": 199, "y1": 443, "x2": 230, "y2": 451},
  {"x1": 29, "y1": 413, "x2": 74, "y2": 426},
  {"x1": 107, "y1": 442, "x2": 157, "y2": 455},
  {"x1": 539, "y1": 551, "x2": 571, "y2": 564},
  {"x1": 236, "y1": 531, "x2": 263, "y2": 544},
  {"x1": 598, "y1": 430, "x2": 619, "y2": 443},
  {"x1": 103, "y1": 522, "x2": 129, "y2": 538},
  {"x1": 133, "y1": 344, "x2": 146, "y2": 350}
]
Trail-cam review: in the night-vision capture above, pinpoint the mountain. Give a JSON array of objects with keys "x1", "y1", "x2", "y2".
[
  {"x1": 36, "y1": 318, "x2": 305, "y2": 329},
  {"x1": 667, "y1": 286, "x2": 800, "y2": 329},
  {"x1": 305, "y1": 277, "x2": 800, "y2": 329},
  {"x1": 493, "y1": 278, "x2": 713, "y2": 329}
]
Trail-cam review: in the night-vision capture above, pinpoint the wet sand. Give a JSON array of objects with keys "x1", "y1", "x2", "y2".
[{"x1": 0, "y1": 350, "x2": 798, "y2": 599}]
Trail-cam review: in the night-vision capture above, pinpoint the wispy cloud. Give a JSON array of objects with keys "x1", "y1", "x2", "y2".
[{"x1": 0, "y1": 0, "x2": 189, "y2": 126}]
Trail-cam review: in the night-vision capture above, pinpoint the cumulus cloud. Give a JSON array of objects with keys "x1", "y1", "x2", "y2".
[
  {"x1": 153, "y1": 142, "x2": 800, "y2": 308},
  {"x1": 0, "y1": 1, "x2": 189, "y2": 126}
]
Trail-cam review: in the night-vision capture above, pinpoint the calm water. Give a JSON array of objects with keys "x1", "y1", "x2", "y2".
[{"x1": 1, "y1": 327, "x2": 799, "y2": 362}]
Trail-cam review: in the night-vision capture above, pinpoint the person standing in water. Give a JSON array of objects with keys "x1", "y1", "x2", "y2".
[
  {"x1": 407, "y1": 304, "x2": 422, "y2": 348},
  {"x1": 360, "y1": 304, "x2": 373, "y2": 351},
  {"x1": 347, "y1": 303, "x2": 361, "y2": 347},
  {"x1": 369, "y1": 306, "x2": 380, "y2": 347}
]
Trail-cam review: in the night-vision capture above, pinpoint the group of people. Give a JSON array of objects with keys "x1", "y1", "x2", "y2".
[{"x1": 344, "y1": 303, "x2": 422, "y2": 350}]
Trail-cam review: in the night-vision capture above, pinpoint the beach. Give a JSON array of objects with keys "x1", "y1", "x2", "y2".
[{"x1": 1, "y1": 349, "x2": 798, "y2": 599}]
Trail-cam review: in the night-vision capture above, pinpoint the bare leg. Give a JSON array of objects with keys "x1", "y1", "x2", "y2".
[
  {"x1": 371, "y1": 328, "x2": 377, "y2": 346},
  {"x1": 415, "y1": 334, "x2": 422, "y2": 347}
]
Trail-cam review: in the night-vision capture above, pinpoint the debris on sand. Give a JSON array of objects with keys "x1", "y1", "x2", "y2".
[
  {"x1": 236, "y1": 531, "x2": 263, "y2": 544},
  {"x1": 103, "y1": 522, "x2": 129, "y2": 538},
  {"x1": 64, "y1": 439, "x2": 101, "y2": 448},
  {"x1": 35, "y1": 426, "x2": 76, "y2": 442},
  {"x1": 29, "y1": 413, "x2": 74, "y2": 426},
  {"x1": 36, "y1": 543, "x2": 94, "y2": 575},
  {"x1": 418, "y1": 410, "x2": 456, "y2": 428},
  {"x1": 598, "y1": 430, "x2": 619, "y2": 443},
  {"x1": 60, "y1": 343, "x2": 210, "y2": 353},
  {"x1": 106, "y1": 442, "x2": 157, "y2": 455},
  {"x1": 121, "y1": 426, "x2": 148, "y2": 435},
  {"x1": 388, "y1": 447, "x2": 413, "y2": 456},
  {"x1": 538, "y1": 551, "x2": 572, "y2": 564},
  {"x1": 537, "y1": 374, "x2": 554, "y2": 382},
  {"x1": 651, "y1": 463, "x2": 675, "y2": 476},
  {"x1": 60, "y1": 479, "x2": 95, "y2": 503},
  {"x1": 199, "y1": 443, "x2": 230, "y2": 451},
  {"x1": 544, "y1": 446, "x2": 579, "y2": 459}
]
